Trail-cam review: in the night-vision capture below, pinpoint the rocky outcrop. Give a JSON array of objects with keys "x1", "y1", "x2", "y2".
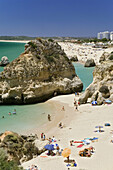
[
  {"x1": 0, "y1": 56, "x2": 10, "y2": 66},
  {"x1": 0, "y1": 131, "x2": 47, "y2": 164},
  {"x1": 84, "y1": 59, "x2": 96, "y2": 67},
  {"x1": 0, "y1": 39, "x2": 83, "y2": 105},
  {"x1": 99, "y1": 52, "x2": 113, "y2": 63},
  {"x1": 70, "y1": 55, "x2": 78, "y2": 62},
  {"x1": 79, "y1": 60, "x2": 113, "y2": 104}
]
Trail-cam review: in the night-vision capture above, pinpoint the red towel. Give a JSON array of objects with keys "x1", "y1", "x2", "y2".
[
  {"x1": 77, "y1": 144, "x2": 84, "y2": 148},
  {"x1": 74, "y1": 141, "x2": 83, "y2": 143}
]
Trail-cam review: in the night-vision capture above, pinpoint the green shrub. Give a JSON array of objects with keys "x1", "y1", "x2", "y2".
[
  {"x1": 48, "y1": 38, "x2": 54, "y2": 42},
  {"x1": 0, "y1": 149, "x2": 23, "y2": 170},
  {"x1": 45, "y1": 55, "x2": 55, "y2": 63},
  {"x1": 28, "y1": 42, "x2": 37, "y2": 49},
  {"x1": 109, "y1": 55, "x2": 113, "y2": 60}
]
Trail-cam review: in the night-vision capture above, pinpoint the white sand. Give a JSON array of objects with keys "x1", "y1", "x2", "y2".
[
  {"x1": 22, "y1": 94, "x2": 113, "y2": 170},
  {"x1": 0, "y1": 40, "x2": 29, "y2": 43},
  {"x1": 59, "y1": 42, "x2": 113, "y2": 64}
]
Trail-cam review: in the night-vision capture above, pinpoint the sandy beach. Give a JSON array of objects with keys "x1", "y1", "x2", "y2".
[
  {"x1": 0, "y1": 40, "x2": 29, "y2": 43},
  {"x1": 22, "y1": 94, "x2": 113, "y2": 170},
  {"x1": 59, "y1": 42, "x2": 113, "y2": 64}
]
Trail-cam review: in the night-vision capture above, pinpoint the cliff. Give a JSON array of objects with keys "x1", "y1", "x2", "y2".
[
  {"x1": 79, "y1": 60, "x2": 113, "y2": 104},
  {"x1": 0, "y1": 39, "x2": 83, "y2": 104}
]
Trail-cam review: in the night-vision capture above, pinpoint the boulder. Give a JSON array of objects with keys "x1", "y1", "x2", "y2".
[
  {"x1": 99, "y1": 85, "x2": 110, "y2": 98},
  {"x1": 84, "y1": 59, "x2": 96, "y2": 67},
  {"x1": 70, "y1": 55, "x2": 78, "y2": 62},
  {"x1": 0, "y1": 56, "x2": 10, "y2": 66},
  {"x1": 99, "y1": 52, "x2": 109, "y2": 63}
]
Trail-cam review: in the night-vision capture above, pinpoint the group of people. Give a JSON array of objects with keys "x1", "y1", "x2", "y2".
[
  {"x1": 79, "y1": 147, "x2": 95, "y2": 157},
  {"x1": 26, "y1": 164, "x2": 40, "y2": 170},
  {"x1": 2, "y1": 109, "x2": 16, "y2": 118},
  {"x1": 8, "y1": 109, "x2": 16, "y2": 115},
  {"x1": 41, "y1": 133, "x2": 46, "y2": 141},
  {"x1": 67, "y1": 160, "x2": 77, "y2": 168}
]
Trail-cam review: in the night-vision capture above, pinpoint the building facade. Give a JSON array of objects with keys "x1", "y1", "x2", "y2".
[{"x1": 97, "y1": 31, "x2": 113, "y2": 40}]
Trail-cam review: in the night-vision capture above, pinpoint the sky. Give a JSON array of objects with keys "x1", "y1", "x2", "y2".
[{"x1": 0, "y1": 0, "x2": 113, "y2": 37}]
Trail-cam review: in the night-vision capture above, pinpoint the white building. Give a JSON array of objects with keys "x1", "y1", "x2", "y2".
[
  {"x1": 97, "y1": 31, "x2": 110, "y2": 40},
  {"x1": 97, "y1": 32, "x2": 103, "y2": 39},
  {"x1": 110, "y1": 32, "x2": 113, "y2": 41},
  {"x1": 102, "y1": 31, "x2": 110, "y2": 39}
]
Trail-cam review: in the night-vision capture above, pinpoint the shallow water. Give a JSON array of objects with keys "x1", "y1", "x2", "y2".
[
  {"x1": 0, "y1": 42, "x2": 94, "y2": 133},
  {"x1": 73, "y1": 62, "x2": 94, "y2": 91}
]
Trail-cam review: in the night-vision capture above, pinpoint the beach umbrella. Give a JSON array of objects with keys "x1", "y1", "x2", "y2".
[
  {"x1": 95, "y1": 126, "x2": 103, "y2": 132},
  {"x1": 62, "y1": 148, "x2": 71, "y2": 162},
  {"x1": 92, "y1": 101, "x2": 97, "y2": 105},
  {"x1": 95, "y1": 126, "x2": 103, "y2": 128},
  {"x1": 105, "y1": 100, "x2": 112, "y2": 104},
  {"x1": 44, "y1": 144, "x2": 54, "y2": 150}
]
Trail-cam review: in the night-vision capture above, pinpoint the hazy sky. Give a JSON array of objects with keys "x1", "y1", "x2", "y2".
[{"x1": 0, "y1": 0, "x2": 113, "y2": 37}]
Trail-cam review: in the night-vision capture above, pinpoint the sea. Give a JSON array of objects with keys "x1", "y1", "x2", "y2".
[{"x1": 0, "y1": 42, "x2": 94, "y2": 134}]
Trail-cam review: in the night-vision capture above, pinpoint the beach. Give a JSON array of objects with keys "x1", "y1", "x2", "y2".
[
  {"x1": 59, "y1": 42, "x2": 113, "y2": 64},
  {"x1": 0, "y1": 40, "x2": 29, "y2": 43},
  {"x1": 22, "y1": 94, "x2": 113, "y2": 170}
]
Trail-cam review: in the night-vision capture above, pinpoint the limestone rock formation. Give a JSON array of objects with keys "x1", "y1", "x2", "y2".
[
  {"x1": 0, "y1": 131, "x2": 47, "y2": 163},
  {"x1": 70, "y1": 55, "x2": 78, "y2": 62},
  {"x1": 0, "y1": 39, "x2": 83, "y2": 104},
  {"x1": 84, "y1": 59, "x2": 96, "y2": 67},
  {"x1": 99, "y1": 52, "x2": 113, "y2": 63},
  {"x1": 79, "y1": 60, "x2": 113, "y2": 104},
  {"x1": 0, "y1": 56, "x2": 10, "y2": 66}
]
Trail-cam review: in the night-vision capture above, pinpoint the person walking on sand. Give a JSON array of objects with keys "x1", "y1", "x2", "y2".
[
  {"x1": 48, "y1": 114, "x2": 51, "y2": 121},
  {"x1": 41, "y1": 133, "x2": 43, "y2": 140}
]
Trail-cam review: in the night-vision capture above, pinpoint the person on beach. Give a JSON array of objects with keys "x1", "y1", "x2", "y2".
[
  {"x1": 43, "y1": 134, "x2": 46, "y2": 140},
  {"x1": 78, "y1": 101, "x2": 80, "y2": 106},
  {"x1": 41, "y1": 133, "x2": 43, "y2": 140},
  {"x1": 61, "y1": 106, "x2": 65, "y2": 111},
  {"x1": 59, "y1": 122, "x2": 63, "y2": 128},
  {"x1": 48, "y1": 114, "x2": 51, "y2": 121},
  {"x1": 74, "y1": 100, "x2": 78, "y2": 111},
  {"x1": 70, "y1": 140, "x2": 73, "y2": 146}
]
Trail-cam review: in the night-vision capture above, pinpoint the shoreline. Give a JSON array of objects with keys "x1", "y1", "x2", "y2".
[{"x1": 0, "y1": 40, "x2": 29, "y2": 43}]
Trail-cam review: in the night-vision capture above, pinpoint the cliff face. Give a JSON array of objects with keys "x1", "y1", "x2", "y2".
[
  {"x1": 0, "y1": 39, "x2": 83, "y2": 104},
  {"x1": 79, "y1": 60, "x2": 113, "y2": 104}
]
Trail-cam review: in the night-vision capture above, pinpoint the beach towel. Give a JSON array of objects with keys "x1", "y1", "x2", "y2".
[
  {"x1": 40, "y1": 156, "x2": 48, "y2": 158},
  {"x1": 77, "y1": 144, "x2": 84, "y2": 148},
  {"x1": 74, "y1": 141, "x2": 83, "y2": 143}
]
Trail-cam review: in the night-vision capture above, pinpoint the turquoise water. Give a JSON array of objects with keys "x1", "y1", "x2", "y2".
[
  {"x1": 0, "y1": 42, "x2": 94, "y2": 133},
  {"x1": 73, "y1": 62, "x2": 94, "y2": 91},
  {"x1": 0, "y1": 42, "x2": 25, "y2": 72},
  {"x1": 0, "y1": 103, "x2": 53, "y2": 134}
]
